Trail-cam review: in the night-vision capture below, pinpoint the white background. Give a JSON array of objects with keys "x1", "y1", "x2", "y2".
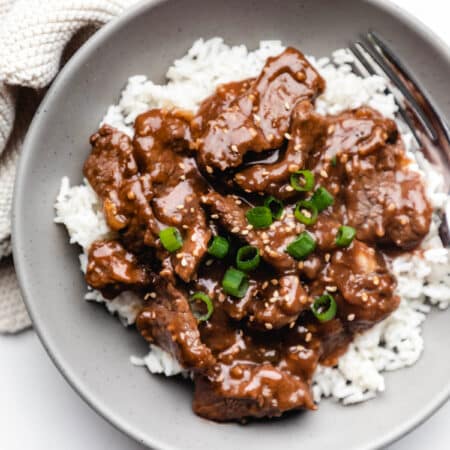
[{"x1": 1, "y1": 0, "x2": 449, "y2": 449}]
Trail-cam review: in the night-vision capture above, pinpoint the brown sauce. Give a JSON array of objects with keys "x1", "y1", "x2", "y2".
[{"x1": 82, "y1": 47, "x2": 433, "y2": 422}]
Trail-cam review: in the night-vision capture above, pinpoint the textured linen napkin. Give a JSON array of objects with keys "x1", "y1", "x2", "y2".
[{"x1": 0, "y1": 0, "x2": 139, "y2": 333}]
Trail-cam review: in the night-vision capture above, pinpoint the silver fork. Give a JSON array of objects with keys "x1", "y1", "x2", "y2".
[{"x1": 349, "y1": 31, "x2": 450, "y2": 245}]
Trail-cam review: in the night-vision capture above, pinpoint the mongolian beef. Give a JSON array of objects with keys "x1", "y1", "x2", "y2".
[{"x1": 83, "y1": 47, "x2": 432, "y2": 421}]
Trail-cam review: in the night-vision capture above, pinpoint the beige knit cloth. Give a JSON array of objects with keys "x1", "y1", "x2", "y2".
[{"x1": 0, "y1": 0, "x2": 139, "y2": 333}]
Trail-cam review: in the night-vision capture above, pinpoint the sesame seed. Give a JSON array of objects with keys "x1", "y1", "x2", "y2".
[
  {"x1": 181, "y1": 259, "x2": 188, "y2": 267},
  {"x1": 178, "y1": 162, "x2": 185, "y2": 169},
  {"x1": 373, "y1": 276, "x2": 380, "y2": 286},
  {"x1": 387, "y1": 203, "x2": 396, "y2": 212},
  {"x1": 347, "y1": 314, "x2": 356, "y2": 321},
  {"x1": 249, "y1": 315, "x2": 255, "y2": 322},
  {"x1": 205, "y1": 259, "x2": 214, "y2": 266},
  {"x1": 305, "y1": 332, "x2": 312, "y2": 342},
  {"x1": 253, "y1": 114, "x2": 261, "y2": 123},
  {"x1": 326, "y1": 285, "x2": 338, "y2": 292},
  {"x1": 284, "y1": 132, "x2": 292, "y2": 140},
  {"x1": 190, "y1": 207, "x2": 195, "y2": 213},
  {"x1": 288, "y1": 164, "x2": 300, "y2": 173},
  {"x1": 284, "y1": 102, "x2": 290, "y2": 110},
  {"x1": 211, "y1": 214, "x2": 219, "y2": 219},
  {"x1": 246, "y1": 224, "x2": 253, "y2": 231},
  {"x1": 324, "y1": 253, "x2": 331, "y2": 262},
  {"x1": 320, "y1": 169, "x2": 328, "y2": 178},
  {"x1": 182, "y1": 224, "x2": 189, "y2": 230},
  {"x1": 231, "y1": 226, "x2": 240, "y2": 233},
  {"x1": 206, "y1": 165, "x2": 213, "y2": 174},
  {"x1": 294, "y1": 143, "x2": 302, "y2": 152},
  {"x1": 127, "y1": 191, "x2": 135, "y2": 200},
  {"x1": 176, "y1": 204, "x2": 184, "y2": 210},
  {"x1": 262, "y1": 281, "x2": 269, "y2": 289},
  {"x1": 297, "y1": 261, "x2": 304, "y2": 269},
  {"x1": 286, "y1": 185, "x2": 294, "y2": 192},
  {"x1": 289, "y1": 322, "x2": 296, "y2": 329},
  {"x1": 231, "y1": 144, "x2": 239, "y2": 153},
  {"x1": 242, "y1": 230, "x2": 249, "y2": 236},
  {"x1": 361, "y1": 293, "x2": 369, "y2": 302},
  {"x1": 327, "y1": 125, "x2": 335, "y2": 135},
  {"x1": 265, "y1": 323, "x2": 273, "y2": 330},
  {"x1": 271, "y1": 279, "x2": 279, "y2": 286},
  {"x1": 176, "y1": 253, "x2": 184, "y2": 259}
]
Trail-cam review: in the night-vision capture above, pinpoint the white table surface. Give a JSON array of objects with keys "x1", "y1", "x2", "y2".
[{"x1": 1, "y1": 1, "x2": 449, "y2": 449}]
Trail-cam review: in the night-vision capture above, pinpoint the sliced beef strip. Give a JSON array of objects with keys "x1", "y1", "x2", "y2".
[
  {"x1": 196, "y1": 261, "x2": 309, "y2": 330},
  {"x1": 196, "y1": 48, "x2": 325, "y2": 171},
  {"x1": 136, "y1": 279, "x2": 215, "y2": 371},
  {"x1": 192, "y1": 362, "x2": 315, "y2": 421},
  {"x1": 202, "y1": 192, "x2": 303, "y2": 272},
  {"x1": 193, "y1": 315, "x2": 317, "y2": 422},
  {"x1": 85, "y1": 240, "x2": 153, "y2": 297},
  {"x1": 133, "y1": 109, "x2": 212, "y2": 281},
  {"x1": 234, "y1": 101, "x2": 328, "y2": 198},
  {"x1": 327, "y1": 240, "x2": 399, "y2": 332},
  {"x1": 345, "y1": 165, "x2": 432, "y2": 250},
  {"x1": 84, "y1": 125, "x2": 139, "y2": 231}
]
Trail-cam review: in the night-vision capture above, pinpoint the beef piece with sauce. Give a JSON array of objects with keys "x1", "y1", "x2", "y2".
[
  {"x1": 81, "y1": 46, "x2": 435, "y2": 423},
  {"x1": 133, "y1": 109, "x2": 212, "y2": 281},
  {"x1": 195, "y1": 48, "x2": 325, "y2": 171},
  {"x1": 137, "y1": 278, "x2": 215, "y2": 371},
  {"x1": 86, "y1": 240, "x2": 154, "y2": 297}
]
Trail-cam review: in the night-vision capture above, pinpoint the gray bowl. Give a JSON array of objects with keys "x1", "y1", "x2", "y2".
[{"x1": 12, "y1": 0, "x2": 450, "y2": 449}]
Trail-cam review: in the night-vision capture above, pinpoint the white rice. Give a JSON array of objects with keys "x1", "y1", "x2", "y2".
[{"x1": 54, "y1": 38, "x2": 450, "y2": 403}]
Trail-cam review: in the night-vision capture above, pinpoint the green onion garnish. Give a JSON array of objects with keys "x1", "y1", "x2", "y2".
[
  {"x1": 159, "y1": 227, "x2": 183, "y2": 252},
  {"x1": 286, "y1": 232, "x2": 316, "y2": 260},
  {"x1": 207, "y1": 236, "x2": 230, "y2": 259},
  {"x1": 222, "y1": 267, "x2": 249, "y2": 298},
  {"x1": 245, "y1": 206, "x2": 273, "y2": 229},
  {"x1": 311, "y1": 187, "x2": 334, "y2": 212},
  {"x1": 311, "y1": 294, "x2": 337, "y2": 322},
  {"x1": 190, "y1": 292, "x2": 214, "y2": 322},
  {"x1": 236, "y1": 245, "x2": 260, "y2": 271},
  {"x1": 264, "y1": 196, "x2": 284, "y2": 220},
  {"x1": 294, "y1": 200, "x2": 318, "y2": 226},
  {"x1": 331, "y1": 155, "x2": 337, "y2": 167},
  {"x1": 335, "y1": 225, "x2": 356, "y2": 247},
  {"x1": 290, "y1": 170, "x2": 315, "y2": 192}
]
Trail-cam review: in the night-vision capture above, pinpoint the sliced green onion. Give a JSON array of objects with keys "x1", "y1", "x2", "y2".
[
  {"x1": 207, "y1": 236, "x2": 229, "y2": 259},
  {"x1": 294, "y1": 200, "x2": 318, "y2": 226},
  {"x1": 236, "y1": 246, "x2": 260, "y2": 271},
  {"x1": 245, "y1": 206, "x2": 273, "y2": 229},
  {"x1": 264, "y1": 196, "x2": 284, "y2": 220},
  {"x1": 190, "y1": 292, "x2": 214, "y2": 322},
  {"x1": 222, "y1": 267, "x2": 249, "y2": 298},
  {"x1": 311, "y1": 187, "x2": 334, "y2": 212},
  {"x1": 311, "y1": 294, "x2": 337, "y2": 322},
  {"x1": 336, "y1": 225, "x2": 356, "y2": 247},
  {"x1": 290, "y1": 170, "x2": 315, "y2": 192},
  {"x1": 331, "y1": 156, "x2": 337, "y2": 167},
  {"x1": 286, "y1": 232, "x2": 316, "y2": 260},
  {"x1": 159, "y1": 227, "x2": 183, "y2": 252}
]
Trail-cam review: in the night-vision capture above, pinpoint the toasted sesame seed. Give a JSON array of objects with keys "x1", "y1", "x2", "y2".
[
  {"x1": 297, "y1": 261, "x2": 304, "y2": 269},
  {"x1": 324, "y1": 253, "x2": 331, "y2": 262},
  {"x1": 246, "y1": 224, "x2": 253, "y2": 231},
  {"x1": 294, "y1": 143, "x2": 302, "y2": 152},
  {"x1": 305, "y1": 332, "x2": 312, "y2": 342},
  {"x1": 320, "y1": 169, "x2": 328, "y2": 178},
  {"x1": 326, "y1": 285, "x2": 338, "y2": 292},
  {"x1": 265, "y1": 323, "x2": 273, "y2": 330},
  {"x1": 253, "y1": 114, "x2": 261, "y2": 123},
  {"x1": 373, "y1": 276, "x2": 380, "y2": 286},
  {"x1": 262, "y1": 281, "x2": 269, "y2": 289},
  {"x1": 296, "y1": 71, "x2": 306, "y2": 81},
  {"x1": 127, "y1": 191, "x2": 136, "y2": 200},
  {"x1": 271, "y1": 279, "x2": 279, "y2": 286},
  {"x1": 182, "y1": 224, "x2": 189, "y2": 230},
  {"x1": 288, "y1": 164, "x2": 300, "y2": 173},
  {"x1": 180, "y1": 259, "x2": 188, "y2": 267},
  {"x1": 347, "y1": 314, "x2": 356, "y2": 321},
  {"x1": 176, "y1": 204, "x2": 184, "y2": 210},
  {"x1": 206, "y1": 165, "x2": 213, "y2": 174},
  {"x1": 284, "y1": 102, "x2": 290, "y2": 110},
  {"x1": 231, "y1": 226, "x2": 240, "y2": 233},
  {"x1": 235, "y1": 199, "x2": 242, "y2": 205},
  {"x1": 361, "y1": 293, "x2": 369, "y2": 302},
  {"x1": 176, "y1": 253, "x2": 184, "y2": 259},
  {"x1": 242, "y1": 230, "x2": 249, "y2": 236},
  {"x1": 289, "y1": 322, "x2": 296, "y2": 329},
  {"x1": 231, "y1": 144, "x2": 239, "y2": 153},
  {"x1": 327, "y1": 124, "x2": 335, "y2": 135},
  {"x1": 284, "y1": 132, "x2": 292, "y2": 140},
  {"x1": 286, "y1": 185, "x2": 294, "y2": 192},
  {"x1": 211, "y1": 214, "x2": 219, "y2": 219}
]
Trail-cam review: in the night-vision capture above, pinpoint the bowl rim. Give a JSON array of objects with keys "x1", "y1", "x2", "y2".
[{"x1": 12, "y1": 0, "x2": 450, "y2": 448}]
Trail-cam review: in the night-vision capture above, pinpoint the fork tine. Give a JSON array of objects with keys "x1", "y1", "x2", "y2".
[
  {"x1": 349, "y1": 42, "x2": 425, "y2": 148},
  {"x1": 356, "y1": 39, "x2": 438, "y2": 143},
  {"x1": 368, "y1": 31, "x2": 450, "y2": 144}
]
